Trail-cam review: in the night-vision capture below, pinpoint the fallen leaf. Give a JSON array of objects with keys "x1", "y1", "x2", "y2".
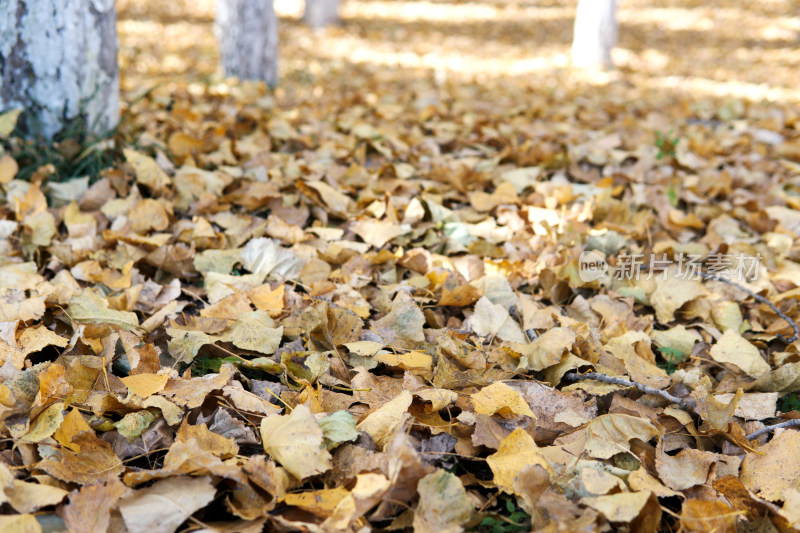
[
  {"x1": 413, "y1": 469, "x2": 474, "y2": 533},
  {"x1": 679, "y1": 499, "x2": 737, "y2": 533},
  {"x1": 352, "y1": 218, "x2": 411, "y2": 248},
  {"x1": 61, "y1": 477, "x2": 128, "y2": 533},
  {"x1": 218, "y1": 310, "x2": 283, "y2": 354},
  {"x1": 322, "y1": 473, "x2": 391, "y2": 530},
  {"x1": 0, "y1": 108, "x2": 22, "y2": 138},
  {"x1": 123, "y1": 149, "x2": 171, "y2": 193},
  {"x1": 709, "y1": 329, "x2": 771, "y2": 378},
  {"x1": 513, "y1": 327, "x2": 576, "y2": 371},
  {"x1": 487, "y1": 428, "x2": 551, "y2": 493},
  {"x1": 21, "y1": 402, "x2": 64, "y2": 443},
  {"x1": 356, "y1": 390, "x2": 413, "y2": 449},
  {"x1": 318, "y1": 410, "x2": 359, "y2": 450},
  {"x1": 740, "y1": 429, "x2": 800, "y2": 501},
  {"x1": 68, "y1": 289, "x2": 139, "y2": 330},
  {"x1": 471, "y1": 382, "x2": 535, "y2": 418},
  {"x1": 582, "y1": 491, "x2": 654, "y2": 523},
  {"x1": 0, "y1": 153, "x2": 18, "y2": 183},
  {"x1": 38, "y1": 432, "x2": 123, "y2": 484},
  {"x1": 282, "y1": 487, "x2": 350, "y2": 518},
  {"x1": 583, "y1": 414, "x2": 660, "y2": 459},
  {"x1": 260, "y1": 404, "x2": 332, "y2": 479},
  {"x1": 118, "y1": 476, "x2": 216, "y2": 533},
  {"x1": 53, "y1": 407, "x2": 93, "y2": 451},
  {"x1": 470, "y1": 296, "x2": 526, "y2": 343},
  {"x1": 121, "y1": 372, "x2": 169, "y2": 398}
]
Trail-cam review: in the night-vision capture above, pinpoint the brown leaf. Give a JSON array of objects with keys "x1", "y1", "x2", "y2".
[
  {"x1": 62, "y1": 477, "x2": 128, "y2": 533},
  {"x1": 38, "y1": 432, "x2": 123, "y2": 484},
  {"x1": 679, "y1": 499, "x2": 737, "y2": 533}
]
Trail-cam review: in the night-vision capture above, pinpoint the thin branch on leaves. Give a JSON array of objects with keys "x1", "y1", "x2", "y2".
[
  {"x1": 745, "y1": 418, "x2": 800, "y2": 441},
  {"x1": 565, "y1": 371, "x2": 800, "y2": 442},
  {"x1": 563, "y1": 371, "x2": 697, "y2": 412},
  {"x1": 698, "y1": 272, "x2": 799, "y2": 344},
  {"x1": 636, "y1": 267, "x2": 799, "y2": 344}
]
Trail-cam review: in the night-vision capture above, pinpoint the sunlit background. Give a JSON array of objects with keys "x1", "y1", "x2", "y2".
[{"x1": 117, "y1": 0, "x2": 800, "y2": 103}]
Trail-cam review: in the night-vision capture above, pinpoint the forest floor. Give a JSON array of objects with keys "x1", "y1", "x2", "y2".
[{"x1": 1, "y1": 0, "x2": 800, "y2": 531}]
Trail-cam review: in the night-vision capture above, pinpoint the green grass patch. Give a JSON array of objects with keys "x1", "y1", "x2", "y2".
[{"x1": 472, "y1": 498, "x2": 530, "y2": 533}]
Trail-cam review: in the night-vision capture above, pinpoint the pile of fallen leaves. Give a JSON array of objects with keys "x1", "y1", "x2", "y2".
[{"x1": 1, "y1": 2, "x2": 800, "y2": 532}]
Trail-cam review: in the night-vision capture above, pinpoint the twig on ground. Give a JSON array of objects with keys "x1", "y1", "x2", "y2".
[
  {"x1": 698, "y1": 272, "x2": 799, "y2": 344},
  {"x1": 563, "y1": 371, "x2": 697, "y2": 412},
  {"x1": 745, "y1": 418, "x2": 800, "y2": 441}
]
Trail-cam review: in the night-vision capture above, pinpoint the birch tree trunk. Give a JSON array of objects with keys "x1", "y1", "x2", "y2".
[
  {"x1": 216, "y1": 0, "x2": 279, "y2": 86},
  {"x1": 571, "y1": 0, "x2": 618, "y2": 70},
  {"x1": 304, "y1": 0, "x2": 340, "y2": 29},
  {"x1": 0, "y1": 0, "x2": 119, "y2": 140}
]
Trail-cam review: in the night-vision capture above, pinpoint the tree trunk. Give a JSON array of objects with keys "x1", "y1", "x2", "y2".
[
  {"x1": 0, "y1": 0, "x2": 119, "y2": 140},
  {"x1": 571, "y1": 0, "x2": 617, "y2": 70},
  {"x1": 304, "y1": 0, "x2": 340, "y2": 29},
  {"x1": 216, "y1": 0, "x2": 279, "y2": 86}
]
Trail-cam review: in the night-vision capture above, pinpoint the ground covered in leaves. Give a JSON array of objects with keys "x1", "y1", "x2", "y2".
[{"x1": 1, "y1": 0, "x2": 800, "y2": 531}]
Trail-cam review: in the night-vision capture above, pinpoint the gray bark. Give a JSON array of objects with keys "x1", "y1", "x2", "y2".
[
  {"x1": 571, "y1": 0, "x2": 617, "y2": 70},
  {"x1": 216, "y1": 0, "x2": 279, "y2": 86},
  {"x1": 304, "y1": 0, "x2": 340, "y2": 29},
  {"x1": 0, "y1": 0, "x2": 119, "y2": 140}
]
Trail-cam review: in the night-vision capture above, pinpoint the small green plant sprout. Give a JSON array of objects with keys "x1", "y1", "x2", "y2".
[
  {"x1": 657, "y1": 346, "x2": 686, "y2": 375},
  {"x1": 654, "y1": 129, "x2": 679, "y2": 161},
  {"x1": 473, "y1": 497, "x2": 530, "y2": 533},
  {"x1": 666, "y1": 186, "x2": 679, "y2": 207},
  {"x1": 778, "y1": 393, "x2": 800, "y2": 414},
  {"x1": 192, "y1": 355, "x2": 240, "y2": 376}
]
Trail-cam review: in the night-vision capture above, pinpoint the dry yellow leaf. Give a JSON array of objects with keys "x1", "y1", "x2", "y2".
[
  {"x1": 487, "y1": 428, "x2": 551, "y2": 493},
  {"x1": 650, "y1": 274, "x2": 706, "y2": 323},
  {"x1": 709, "y1": 329, "x2": 771, "y2": 378},
  {"x1": 123, "y1": 148, "x2": 171, "y2": 193},
  {"x1": 260, "y1": 404, "x2": 332, "y2": 480},
  {"x1": 0, "y1": 153, "x2": 18, "y2": 184},
  {"x1": 167, "y1": 131, "x2": 203, "y2": 157},
  {"x1": 413, "y1": 469, "x2": 474, "y2": 533},
  {"x1": 580, "y1": 467, "x2": 626, "y2": 495},
  {"x1": 582, "y1": 491, "x2": 653, "y2": 523},
  {"x1": 413, "y1": 388, "x2": 458, "y2": 412},
  {"x1": 352, "y1": 218, "x2": 412, "y2": 248},
  {"x1": 4, "y1": 479, "x2": 68, "y2": 514},
  {"x1": 53, "y1": 407, "x2": 93, "y2": 451},
  {"x1": 584, "y1": 414, "x2": 660, "y2": 459},
  {"x1": 356, "y1": 390, "x2": 413, "y2": 449},
  {"x1": 282, "y1": 487, "x2": 350, "y2": 518},
  {"x1": 323, "y1": 473, "x2": 391, "y2": 530},
  {"x1": 778, "y1": 488, "x2": 800, "y2": 527},
  {"x1": 21, "y1": 402, "x2": 65, "y2": 443},
  {"x1": 680, "y1": 499, "x2": 737, "y2": 533},
  {"x1": 121, "y1": 373, "x2": 170, "y2": 399},
  {"x1": 38, "y1": 432, "x2": 123, "y2": 484},
  {"x1": 249, "y1": 283, "x2": 285, "y2": 317},
  {"x1": 741, "y1": 429, "x2": 800, "y2": 501},
  {"x1": 0, "y1": 109, "x2": 22, "y2": 138},
  {"x1": 513, "y1": 327, "x2": 576, "y2": 371},
  {"x1": 374, "y1": 350, "x2": 433, "y2": 372},
  {"x1": 471, "y1": 382, "x2": 535, "y2": 418}
]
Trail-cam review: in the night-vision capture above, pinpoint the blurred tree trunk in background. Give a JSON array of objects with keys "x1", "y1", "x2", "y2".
[
  {"x1": 0, "y1": 0, "x2": 119, "y2": 140},
  {"x1": 571, "y1": 0, "x2": 617, "y2": 69},
  {"x1": 304, "y1": 0, "x2": 340, "y2": 29},
  {"x1": 216, "y1": 0, "x2": 279, "y2": 86}
]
